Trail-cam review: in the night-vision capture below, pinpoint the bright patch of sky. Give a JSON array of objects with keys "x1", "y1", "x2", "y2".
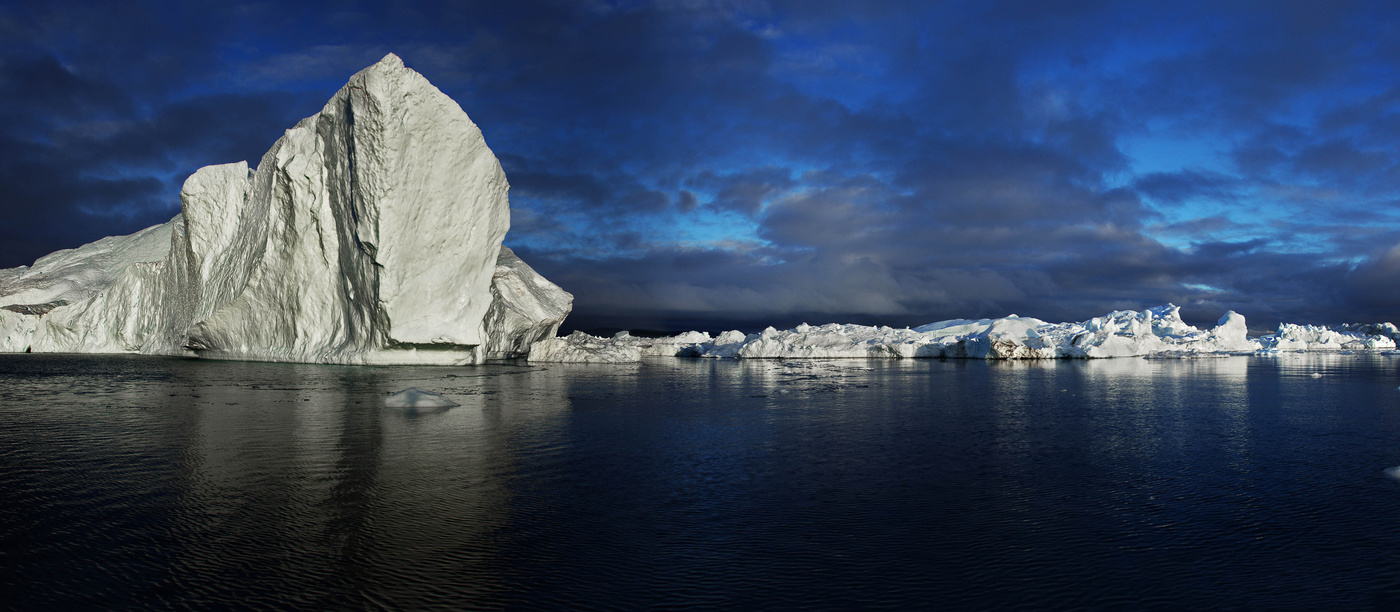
[
  {"x1": 1121, "y1": 132, "x2": 1230, "y2": 179},
  {"x1": 1113, "y1": 123, "x2": 1335, "y2": 255},
  {"x1": 671, "y1": 207, "x2": 764, "y2": 245}
]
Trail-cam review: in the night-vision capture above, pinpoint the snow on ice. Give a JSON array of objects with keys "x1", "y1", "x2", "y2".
[
  {"x1": 0, "y1": 54, "x2": 571, "y2": 365},
  {"x1": 528, "y1": 305, "x2": 1399, "y2": 363}
]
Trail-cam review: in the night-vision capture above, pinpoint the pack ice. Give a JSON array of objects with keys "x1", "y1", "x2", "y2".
[
  {"x1": 0, "y1": 54, "x2": 571, "y2": 364},
  {"x1": 529, "y1": 305, "x2": 1400, "y2": 362}
]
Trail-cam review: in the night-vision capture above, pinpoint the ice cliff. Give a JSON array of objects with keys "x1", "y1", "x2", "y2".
[
  {"x1": 529, "y1": 305, "x2": 1399, "y2": 363},
  {"x1": 0, "y1": 54, "x2": 571, "y2": 364}
]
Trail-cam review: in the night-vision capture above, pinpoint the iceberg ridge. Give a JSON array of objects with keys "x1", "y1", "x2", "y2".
[
  {"x1": 529, "y1": 305, "x2": 1397, "y2": 363},
  {"x1": 0, "y1": 54, "x2": 571, "y2": 365}
]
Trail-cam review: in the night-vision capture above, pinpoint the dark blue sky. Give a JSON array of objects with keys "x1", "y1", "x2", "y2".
[{"x1": 3, "y1": 1, "x2": 1399, "y2": 332}]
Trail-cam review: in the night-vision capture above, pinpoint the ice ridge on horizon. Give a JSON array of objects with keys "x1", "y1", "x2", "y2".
[{"x1": 528, "y1": 305, "x2": 1400, "y2": 363}]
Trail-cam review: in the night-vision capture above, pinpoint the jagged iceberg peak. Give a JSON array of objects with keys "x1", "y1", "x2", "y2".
[
  {"x1": 182, "y1": 49, "x2": 512, "y2": 355},
  {"x1": 0, "y1": 54, "x2": 571, "y2": 365},
  {"x1": 375, "y1": 52, "x2": 405, "y2": 69}
]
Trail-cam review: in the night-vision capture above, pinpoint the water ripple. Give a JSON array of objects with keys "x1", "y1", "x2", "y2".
[{"x1": 2, "y1": 354, "x2": 1400, "y2": 608}]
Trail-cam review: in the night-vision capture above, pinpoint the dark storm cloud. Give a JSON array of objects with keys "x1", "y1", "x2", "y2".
[
  {"x1": 52, "y1": 93, "x2": 308, "y2": 173},
  {"x1": 1230, "y1": 124, "x2": 1308, "y2": 177},
  {"x1": 1340, "y1": 243, "x2": 1400, "y2": 321},
  {"x1": 1133, "y1": 171, "x2": 1241, "y2": 206},
  {"x1": 1290, "y1": 140, "x2": 1395, "y2": 190},
  {"x1": 498, "y1": 153, "x2": 676, "y2": 254},
  {"x1": 759, "y1": 182, "x2": 890, "y2": 250},
  {"x1": 1115, "y1": 2, "x2": 1378, "y2": 126},
  {"x1": 689, "y1": 167, "x2": 796, "y2": 216},
  {"x1": 0, "y1": 54, "x2": 133, "y2": 126},
  {"x1": 501, "y1": 158, "x2": 617, "y2": 211},
  {"x1": 3, "y1": 0, "x2": 1399, "y2": 330},
  {"x1": 0, "y1": 1, "x2": 310, "y2": 268},
  {"x1": 1189, "y1": 239, "x2": 1270, "y2": 260},
  {"x1": 1155, "y1": 216, "x2": 1247, "y2": 238},
  {"x1": 676, "y1": 190, "x2": 699, "y2": 213}
]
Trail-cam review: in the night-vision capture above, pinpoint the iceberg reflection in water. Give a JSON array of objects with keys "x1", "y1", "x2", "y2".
[
  {"x1": 2, "y1": 353, "x2": 1400, "y2": 609},
  {"x1": 383, "y1": 387, "x2": 460, "y2": 412}
]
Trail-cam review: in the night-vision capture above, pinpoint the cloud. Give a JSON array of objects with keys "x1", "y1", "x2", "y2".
[
  {"x1": 5, "y1": 0, "x2": 1400, "y2": 332},
  {"x1": 0, "y1": 5, "x2": 315, "y2": 267},
  {"x1": 1340, "y1": 242, "x2": 1400, "y2": 320},
  {"x1": 689, "y1": 166, "x2": 796, "y2": 216},
  {"x1": 676, "y1": 189, "x2": 699, "y2": 213},
  {"x1": 1133, "y1": 170, "x2": 1240, "y2": 206}
]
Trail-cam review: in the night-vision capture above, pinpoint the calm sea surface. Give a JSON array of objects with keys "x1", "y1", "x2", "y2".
[{"x1": 2, "y1": 353, "x2": 1400, "y2": 609}]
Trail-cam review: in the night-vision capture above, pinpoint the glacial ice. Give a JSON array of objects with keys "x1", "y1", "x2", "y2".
[
  {"x1": 480, "y1": 247, "x2": 573, "y2": 359},
  {"x1": 0, "y1": 54, "x2": 571, "y2": 365},
  {"x1": 1258, "y1": 324, "x2": 1397, "y2": 352},
  {"x1": 529, "y1": 331, "x2": 643, "y2": 363},
  {"x1": 528, "y1": 305, "x2": 1400, "y2": 363},
  {"x1": 384, "y1": 387, "x2": 460, "y2": 408}
]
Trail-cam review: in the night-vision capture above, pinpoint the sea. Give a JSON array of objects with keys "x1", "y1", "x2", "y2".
[{"x1": 2, "y1": 352, "x2": 1399, "y2": 610}]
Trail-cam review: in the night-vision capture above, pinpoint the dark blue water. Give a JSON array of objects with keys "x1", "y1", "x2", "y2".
[{"x1": 2, "y1": 353, "x2": 1400, "y2": 609}]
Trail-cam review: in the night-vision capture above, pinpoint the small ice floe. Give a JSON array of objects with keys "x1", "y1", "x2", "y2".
[
  {"x1": 384, "y1": 387, "x2": 460, "y2": 410},
  {"x1": 1385, "y1": 466, "x2": 1400, "y2": 481}
]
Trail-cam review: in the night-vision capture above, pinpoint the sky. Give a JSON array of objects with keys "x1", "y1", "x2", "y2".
[{"x1": 2, "y1": 0, "x2": 1399, "y2": 334}]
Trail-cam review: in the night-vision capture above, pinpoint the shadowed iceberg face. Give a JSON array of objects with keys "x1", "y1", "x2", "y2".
[{"x1": 384, "y1": 387, "x2": 460, "y2": 410}]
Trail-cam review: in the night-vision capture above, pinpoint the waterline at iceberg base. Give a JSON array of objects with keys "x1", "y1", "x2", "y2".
[{"x1": 528, "y1": 305, "x2": 1400, "y2": 363}]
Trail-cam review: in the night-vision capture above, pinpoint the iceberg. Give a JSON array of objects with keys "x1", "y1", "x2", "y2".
[
  {"x1": 528, "y1": 305, "x2": 1399, "y2": 363},
  {"x1": 528, "y1": 331, "x2": 643, "y2": 363},
  {"x1": 480, "y1": 247, "x2": 573, "y2": 359},
  {"x1": 1257, "y1": 323, "x2": 1397, "y2": 352},
  {"x1": 0, "y1": 54, "x2": 570, "y2": 365}
]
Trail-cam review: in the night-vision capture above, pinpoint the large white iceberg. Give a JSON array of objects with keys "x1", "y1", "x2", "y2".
[
  {"x1": 528, "y1": 305, "x2": 1398, "y2": 363},
  {"x1": 0, "y1": 54, "x2": 571, "y2": 364}
]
